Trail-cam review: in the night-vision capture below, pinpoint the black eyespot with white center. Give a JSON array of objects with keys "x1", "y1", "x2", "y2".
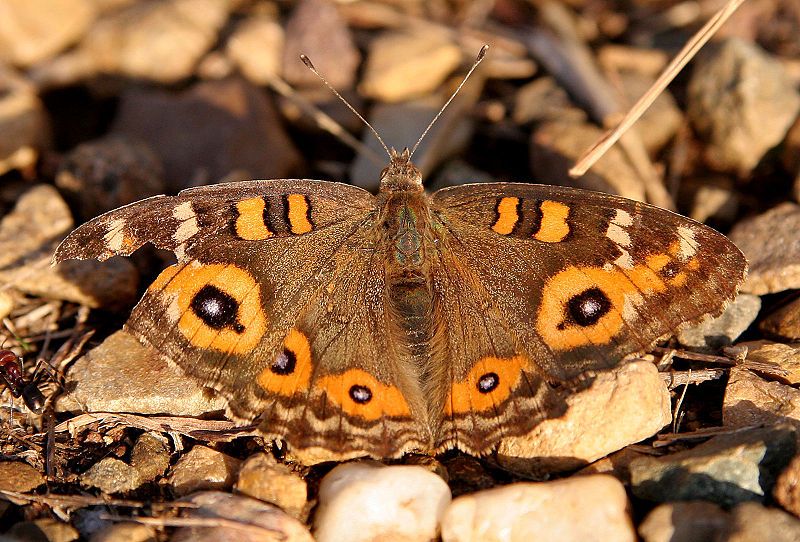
[
  {"x1": 349, "y1": 384, "x2": 372, "y2": 404},
  {"x1": 477, "y1": 372, "x2": 500, "y2": 394},
  {"x1": 270, "y1": 349, "x2": 296, "y2": 375},
  {"x1": 190, "y1": 284, "x2": 245, "y2": 333},
  {"x1": 565, "y1": 287, "x2": 612, "y2": 327}
]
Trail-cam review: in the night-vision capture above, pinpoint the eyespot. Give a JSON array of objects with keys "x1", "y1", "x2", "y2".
[
  {"x1": 348, "y1": 384, "x2": 373, "y2": 404},
  {"x1": 565, "y1": 287, "x2": 612, "y2": 328},
  {"x1": 189, "y1": 284, "x2": 244, "y2": 333},
  {"x1": 477, "y1": 372, "x2": 499, "y2": 394}
]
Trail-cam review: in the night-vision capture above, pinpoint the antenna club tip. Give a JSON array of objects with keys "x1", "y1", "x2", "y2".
[
  {"x1": 300, "y1": 54, "x2": 315, "y2": 70},
  {"x1": 477, "y1": 45, "x2": 489, "y2": 60}
]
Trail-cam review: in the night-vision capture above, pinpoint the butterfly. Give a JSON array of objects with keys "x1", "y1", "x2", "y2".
[{"x1": 54, "y1": 48, "x2": 747, "y2": 459}]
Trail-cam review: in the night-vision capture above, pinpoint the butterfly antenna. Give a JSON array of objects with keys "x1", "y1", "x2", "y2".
[
  {"x1": 409, "y1": 45, "x2": 488, "y2": 159},
  {"x1": 300, "y1": 54, "x2": 392, "y2": 160}
]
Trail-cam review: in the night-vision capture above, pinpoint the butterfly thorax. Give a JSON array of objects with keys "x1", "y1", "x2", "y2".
[{"x1": 376, "y1": 151, "x2": 438, "y2": 354}]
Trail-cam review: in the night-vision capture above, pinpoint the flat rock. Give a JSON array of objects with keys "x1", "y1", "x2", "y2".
[
  {"x1": 359, "y1": 28, "x2": 463, "y2": 103},
  {"x1": 530, "y1": 119, "x2": 646, "y2": 201},
  {"x1": 171, "y1": 491, "x2": 313, "y2": 542},
  {"x1": 282, "y1": 0, "x2": 358, "y2": 90},
  {"x1": 56, "y1": 329, "x2": 228, "y2": 416},
  {"x1": 687, "y1": 38, "x2": 800, "y2": 176},
  {"x1": 112, "y1": 78, "x2": 300, "y2": 192},
  {"x1": 0, "y1": 184, "x2": 138, "y2": 310},
  {"x1": 235, "y1": 453, "x2": 308, "y2": 520},
  {"x1": 168, "y1": 445, "x2": 241, "y2": 497},
  {"x1": 774, "y1": 453, "x2": 800, "y2": 518},
  {"x1": 130, "y1": 432, "x2": 170, "y2": 483},
  {"x1": 677, "y1": 294, "x2": 761, "y2": 350},
  {"x1": 630, "y1": 424, "x2": 797, "y2": 507},
  {"x1": 759, "y1": 297, "x2": 800, "y2": 340},
  {"x1": 313, "y1": 462, "x2": 451, "y2": 542},
  {"x1": 441, "y1": 474, "x2": 635, "y2": 542},
  {"x1": 0, "y1": 0, "x2": 95, "y2": 67},
  {"x1": 729, "y1": 202, "x2": 800, "y2": 295},
  {"x1": 723, "y1": 367, "x2": 800, "y2": 430},
  {"x1": 31, "y1": 0, "x2": 231, "y2": 87},
  {"x1": 0, "y1": 65, "x2": 50, "y2": 176},
  {"x1": 739, "y1": 341, "x2": 800, "y2": 385},
  {"x1": 0, "y1": 460, "x2": 45, "y2": 492},
  {"x1": 718, "y1": 502, "x2": 800, "y2": 541},
  {"x1": 55, "y1": 135, "x2": 164, "y2": 221},
  {"x1": 80, "y1": 457, "x2": 141, "y2": 494},
  {"x1": 497, "y1": 360, "x2": 671, "y2": 473},
  {"x1": 638, "y1": 501, "x2": 729, "y2": 542},
  {"x1": 226, "y1": 15, "x2": 284, "y2": 85}
]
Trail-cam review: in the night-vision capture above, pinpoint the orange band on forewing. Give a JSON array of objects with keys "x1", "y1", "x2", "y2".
[
  {"x1": 534, "y1": 200, "x2": 570, "y2": 243},
  {"x1": 257, "y1": 329, "x2": 313, "y2": 396},
  {"x1": 315, "y1": 369, "x2": 411, "y2": 421},
  {"x1": 286, "y1": 194, "x2": 312, "y2": 234},
  {"x1": 151, "y1": 262, "x2": 267, "y2": 354},
  {"x1": 235, "y1": 197, "x2": 273, "y2": 240},
  {"x1": 445, "y1": 355, "x2": 528, "y2": 416},
  {"x1": 492, "y1": 197, "x2": 520, "y2": 235}
]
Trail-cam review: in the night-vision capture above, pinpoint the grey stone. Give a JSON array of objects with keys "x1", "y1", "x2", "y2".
[
  {"x1": 630, "y1": 425, "x2": 797, "y2": 506},
  {"x1": 677, "y1": 294, "x2": 761, "y2": 350},
  {"x1": 168, "y1": 445, "x2": 240, "y2": 496},
  {"x1": 80, "y1": 457, "x2": 140, "y2": 494}
]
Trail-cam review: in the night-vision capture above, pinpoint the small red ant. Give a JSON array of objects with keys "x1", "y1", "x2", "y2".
[{"x1": 0, "y1": 349, "x2": 44, "y2": 413}]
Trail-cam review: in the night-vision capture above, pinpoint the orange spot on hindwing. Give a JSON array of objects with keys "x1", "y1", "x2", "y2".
[
  {"x1": 315, "y1": 369, "x2": 411, "y2": 421},
  {"x1": 286, "y1": 194, "x2": 313, "y2": 234},
  {"x1": 148, "y1": 262, "x2": 266, "y2": 353},
  {"x1": 235, "y1": 197, "x2": 273, "y2": 240},
  {"x1": 492, "y1": 197, "x2": 520, "y2": 235},
  {"x1": 446, "y1": 355, "x2": 528, "y2": 415},
  {"x1": 257, "y1": 329, "x2": 313, "y2": 397},
  {"x1": 533, "y1": 200, "x2": 570, "y2": 243}
]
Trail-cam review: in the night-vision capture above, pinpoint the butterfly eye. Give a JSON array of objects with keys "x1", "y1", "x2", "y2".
[
  {"x1": 348, "y1": 384, "x2": 373, "y2": 404},
  {"x1": 564, "y1": 287, "x2": 612, "y2": 328},
  {"x1": 189, "y1": 284, "x2": 245, "y2": 333},
  {"x1": 477, "y1": 372, "x2": 499, "y2": 394}
]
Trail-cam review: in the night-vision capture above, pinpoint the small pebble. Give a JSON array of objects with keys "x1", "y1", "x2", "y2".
[
  {"x1": 723, "y1": 367, "x2": 800, "y2": 430},
  {"x1": 759, "y1": 297, "x2": 800, "y2": 340},
  {"x1": 630, "y1": 424, "x2": 797, "y2": 507},
  {"x1": 130, "y1": 432, "x2": 170, "y2": 483},
  {"x1": 677, "y1": 294, "x2": 760, "y2": 350},
  {"x1": 235, "y1": 453, "x2": 308, "y2": 519},
  {"x1": 89, "y1": 522, "x2": 157, "y2": 542},
  {"x1": 80, "y1": 457, "x2": 141, "y2": 494},
  {"x1": 313, "y1": 462, "x2": 451, "y2": 542},
  {"x1": 497, "y1": 360, "x2": 671, "y2": 474},
  {"x1": 226, "y1": 15, "x2": 284, "y2": 85},
  {"x1": 687, "y1": 38, "x2": 800, "y2": 176},
  {"x1": 729, "y1": 202, "x2": 800, "y2": 295},
  {"x1": 168, "y1": 445, "x2": 241, "y2": 496},
  {"x1": 774, "y1": 453, "x2": 800, "y2": 518},
  {"x1": 441, "y1": 474, "x2": 635, "y2": 542},
  {"x1": 719, "y1": 502, "x2": 800, "y2": 541}
]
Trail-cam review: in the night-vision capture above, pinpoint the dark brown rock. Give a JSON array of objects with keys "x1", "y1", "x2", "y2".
[
  {"x1": 0, "y1": 460, "x2": 45, "y2": 492},
  {"x1": 282, "y1": 0, "x2": 358, "y2": 90},
  {"x1": 112, "y1": 78, "x2": 301, "y2": 192},
  {"x1": 638, "y1": 501, "x2": 729, "y2": 542},
  {"x1": 760, "y1": 297, "x2": 800, "y2": 341},
  {"x1": 55, "y1": 135, "x2": 164, "y2": 221},
  {"x1": 775, "y1": 453, "x2": 800, "y2": 518}
]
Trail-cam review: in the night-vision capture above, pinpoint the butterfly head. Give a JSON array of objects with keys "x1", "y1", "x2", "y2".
[{"x1": 380, "y1": 148, "x2": 423, "y2": 193}]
